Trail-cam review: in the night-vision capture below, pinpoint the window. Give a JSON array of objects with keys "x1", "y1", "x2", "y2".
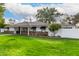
[
  {"x1": 40, "y1": 26, "x2": 46, "y2": 32},
  {"x1": 31, "y1": 27, "x2": 36, "y2": 31}
]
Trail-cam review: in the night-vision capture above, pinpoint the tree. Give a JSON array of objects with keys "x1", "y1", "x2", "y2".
[
  {"x1": 49, "y1": 23, "x2": 61, "y2": 36},
  {"x1": 72, "y1": 13, "x2": 79, "y2": 25},
  {"x1": 61, "y1": 14, "x2": 74, "y2": 25},
  {"x1": 0, "y1": 18, "x2": 5, "y2": 28},
  {"x1": 9, "y1": 18, "x2": 15, "y2": 25},
  {"x1": 36, "y1": 7, "x2": 62, "y2": 24},
  {"x1": 0, "y1": 4, "x2": 5, "y2": 28}
]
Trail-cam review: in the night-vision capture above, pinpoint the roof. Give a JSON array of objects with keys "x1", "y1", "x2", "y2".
[{"x1": 5, "y1": 21, "x2": 48, "y2": 27}]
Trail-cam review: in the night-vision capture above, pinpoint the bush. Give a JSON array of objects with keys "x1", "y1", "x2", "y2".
[{"x1": 49, "y1": 23, "x2": 61, "y2": 36}]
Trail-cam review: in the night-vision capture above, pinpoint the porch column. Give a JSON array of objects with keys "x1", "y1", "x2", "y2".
[
  {"x1": 27, "y1": 27, "x2": 30, "y2": 36},
  {"x1": 14, "y1": 27, "x2": 16, "y2": 34},
  {"x1": 20, "y1": 27, "x2": 21, "y2": 35}
]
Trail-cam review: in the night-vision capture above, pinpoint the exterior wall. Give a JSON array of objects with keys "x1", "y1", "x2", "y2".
[
  {"x1": 48, "y1": 28, "x2": 79, "y2": 38},
  {"x1": 0, "y1": 28, "x2": 5, "y2": 32},
  {"x1": 36, "y1": 27, "x2": 41, "y2": 32},
  {"x1": 5, "y1": 27, "x2": 79, "y2": 38},
  {"x1": 9, "y1": 28, "x2": 15, "y2": 31},
  {"x1": 57, "y1": 29, "x2": 79, "y2": 38},
  {"x1": 0, "y1": 28, "x2": 15, "y2": 34},
  {"x1": 36, "y1": 27, "x2": 48, "y2": 32}
]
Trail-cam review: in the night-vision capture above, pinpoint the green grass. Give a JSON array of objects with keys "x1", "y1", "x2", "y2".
[{"x1": 0, "y1": 35, "x2": 79, "y2": 56}]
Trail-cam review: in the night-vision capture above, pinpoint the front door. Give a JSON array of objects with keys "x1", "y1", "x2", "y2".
[{"x1": 16, "y1": 27, "x2": 20, "y2": 34}]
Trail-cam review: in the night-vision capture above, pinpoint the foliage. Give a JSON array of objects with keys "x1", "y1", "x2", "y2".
[
  {"x1": 0, "y1": 23, "x2": 6, "y2": 28},
  {"x1": 0, "y1": 4, "x2": 5, "y2": 28},
  {"x1": 66, "y1": 13, "x2": 79, "y2": 25},
  {"x1": 8, "y1": 18, "x2": 15, "y2": 24},
  {"x1": 61, "y1": 14, "x2": 74, "y2": 25},
  {"x1": 49, "y1": 23, "x2": 61, "y2": 36},
  {"x1": 72, "y1": 13, "x2": 79, "y2": 24},
  {"x1": 0, "y1": 18, "x2": 5, "y2": 28},
  {"x1": 36, "y1": 7, "x2": 62, "y2": 24},
  {"x1": 0, "y1": 4, "x2": 5, "y2": 17},
  {"x1": 9, "y1": 18, "x2": 13, "y2": 21}
]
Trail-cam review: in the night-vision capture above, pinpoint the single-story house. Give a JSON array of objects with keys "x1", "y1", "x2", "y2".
[
  {"x1": 3, "y1": 21, "x2": 79, "y2": 38},
  {"x1": 5, "y1": 21, "x2": 48, "y2": 36}
]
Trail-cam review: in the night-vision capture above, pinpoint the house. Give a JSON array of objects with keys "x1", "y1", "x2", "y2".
[
  {"x1": 4, "y1": 21, "x2": 79, "y2": 38},
  {"x1": 0, "y1": 28, "x2": 5, "y2": 32},
  {"x1": 53, "y1": 23, "x2": 79, "y2": 38},
  {"x1": 5, "y1": 21, "x2": 48, "y2": 36}
]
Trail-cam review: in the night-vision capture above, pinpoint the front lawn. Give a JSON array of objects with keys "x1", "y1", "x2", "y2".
[{"x1": 0, "y1": 35, "x2": 79, "y2": 56}]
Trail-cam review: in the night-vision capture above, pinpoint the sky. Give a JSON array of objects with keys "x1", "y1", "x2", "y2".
[{"x1": 4, "y1": 3, "x2": 79, "y2": 23}]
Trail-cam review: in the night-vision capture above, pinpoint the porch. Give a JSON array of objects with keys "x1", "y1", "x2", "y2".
[{"x1": 15, "y1": 27, "x2": 48, "y2": 36}]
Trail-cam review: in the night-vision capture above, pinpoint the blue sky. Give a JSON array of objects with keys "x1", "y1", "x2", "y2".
[{"x1": 4, "y1": 3, "x2": 79, "y2": 23}]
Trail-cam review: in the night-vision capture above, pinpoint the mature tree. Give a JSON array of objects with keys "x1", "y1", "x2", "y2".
[
  {"x1": 36, "y1": 7, "x2": 62, "y2": 24},
  {"x1": 49, "y1": 23, "x2": 61, "y2": 36},
  {"x1": 65, "y1": 13, "x2": 79, "y2": 25},
  {"x1": 0, "y1": 18, "x2": 5, "y2": 28},
  {"x1": 72, "y1": 13, "x2": 79, "y2": 25},
  {"x1": 66, "y1": 16, "x2": 74, "y2": 25},
  {"x1": 61, "y1": 14, "x2": 74, "y2": 25},
  {"x1": 0, "y1": 4, "x2": 5, "y2": 28}
]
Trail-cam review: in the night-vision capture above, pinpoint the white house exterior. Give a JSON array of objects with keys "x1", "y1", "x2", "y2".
[
  {"x1": 56, "y1": 28, "x2": 79, "y2": 38},
  {"x1": 5, "y1": 21, "x2": 48, "y2": 36},
  {"x1": 48, "y1": 23, "x2": 79, "y2": 38},
  {"x1": 48, "y1": 28, "x2": 79, "y2": 38},
  {"x1": 0, "y1": 28, "x2": 5, "y2": 32},
  {"x1": 3, "y1": 21, "x2": 79, "y2": 38}
]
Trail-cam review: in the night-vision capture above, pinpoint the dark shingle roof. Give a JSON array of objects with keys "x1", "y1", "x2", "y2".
[{"x1": 5, "y1": 21, "x2": 48, "y2": 27}]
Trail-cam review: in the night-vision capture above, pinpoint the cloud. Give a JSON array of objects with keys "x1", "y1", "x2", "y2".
[
  {"x1": 4, "y1": 3, "x2": 47, "y2": 22},
  {"x1": 4, "y1": 3, "x2": 79, "y2": 23},
  {"x1": 5, "y1": 3, "x2": 79, "y2": 16},
  {"x1": 50, "y1": 3, "x2": 79, "y2": 15},
  {"x1": 5, "y1": 3, "x2": 37, "y2": 17},
  {"x1": 4, "y1": 3, "x2": 48, "y2": 17}
]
